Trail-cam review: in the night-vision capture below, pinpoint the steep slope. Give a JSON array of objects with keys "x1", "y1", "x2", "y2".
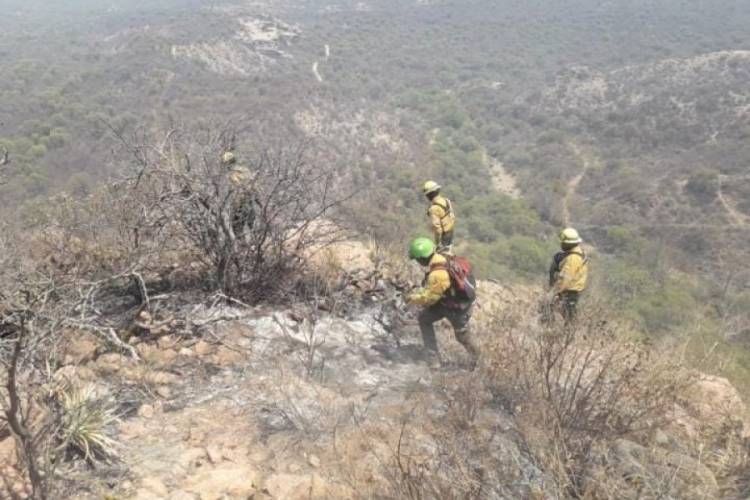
[{"x1": 3, "y1": 242, "x2": 748, "y2": 499}]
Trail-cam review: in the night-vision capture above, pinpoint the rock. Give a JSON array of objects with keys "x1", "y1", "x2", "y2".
[
  {"x1": 653, "y1": 429, "x2": 672, "y2": 447},
  {"x1": 179, "y1": 347, "x2": 194, "y2": 357},
  {"x1": 54, "y1": 364, "x2": 97, "y2": 383},
  {"x1": 95, "y1": 352, "x2": 129, "y2": 373},
  {"x1": 168, "y1": 491, "x2": 198, "y2": 500},
  {"x1": 141, "y1": 477, "x2": 169, "y2": 497},
  {"x1": 138, "y1": 404, "x2": 155, "y2": 419},
  {"x1": 308, "y1": 454, "x2": 321, "y2": 468},
  {"x1": 177, "y1": 447, "x2": 207, "y2": 470},
  {"x1": 143, "y1": 370, "x2": 180, "y2": 385},
  {"x1": 194, "y1": 340, "x2": 215, "y2": 356},
  {"x1": 183, "y1": 465, "x2": 260, "y2": 499},
  {"x1": 205, "y1": 444, "x2": 223, "y2": 465},
  {"x1": 157, "y1": 335, "x2": 179, "y2": 350},
  {"x1": 685, "y1": 375, "x2": 749, "y2": 433},
  {"x1": 287, "y1": 463, "x2": 302, "y2": 473},
  {"x1": 264, "y1": 473, "x2": 351, "y2": 499},
  {"x1": 168, "y1": 491, "x2": 197, "y2": 500},
  {"x1": 137, "y1": 342, "x2": 178, "y2": 365},
  {"x1": 211, "y1": 346, "x2": 244, "y2": 366},
  {"x1": 0, "y1": 436, "x2": 17, "y2": 467},
  {"x1": 156, "y1": 386, "x2": 172, "y2": 399},
  {"x1": 604, "y1": 439, "x2": 719, "y2": 499},
  {"x1": 61, "y1": 330, "x2": 99, "y2": 364},
  {"x1": 134, "y1": 489, "x2": 164, "y2": 500}
]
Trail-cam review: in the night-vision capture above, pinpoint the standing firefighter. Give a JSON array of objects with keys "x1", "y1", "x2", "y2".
[
  {"x1": 423, "y1": 181, "x2": 456, "y2": 253},
  {"x1": 406, "y1": 237, "x2": 479, "y2": 368},
  {"x1": 222, "y1": 151, "x2": 256, "y2": 240},
  {"x1": 548, "y1": 227, "x2": 589, "y2": 323}
]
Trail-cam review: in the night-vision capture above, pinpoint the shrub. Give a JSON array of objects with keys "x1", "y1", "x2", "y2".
[
  {"x1": 482, "y1": 305, "x2": 689, "y2": 495},
  {"x1": 115, "y1": 126, "x2": 356, "y2": 300}
]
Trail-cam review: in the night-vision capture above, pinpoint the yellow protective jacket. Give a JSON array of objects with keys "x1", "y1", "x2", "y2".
[
  {"x1": 552, "y1": 245, "x2": 588, "y2": 293},
  {"x1": 407, "y1": 253, "x2": 452, "y2": 307},
  {"x1": 428, "y1": 195, "x2": 456, "y2": 242}
]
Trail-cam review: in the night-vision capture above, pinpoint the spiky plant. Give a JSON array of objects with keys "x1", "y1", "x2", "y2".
[{"x1": 57, "y1": 384, "x2": 120, "y2": 462}]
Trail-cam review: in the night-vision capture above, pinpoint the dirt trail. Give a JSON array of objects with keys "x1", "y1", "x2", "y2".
[
  {"x1": 484, "y1": 150, "x2": 521, "y2": 199},
  {"x1": 563, "y1": 143, "x2": 593, "y2": 226},
  {"x1": 312, "y1": 44, "x2": 329, "y2": 83},
  {"x1": 312, "y1": 61, "x2": 323, "y2": 82},
  {"x1": 717, "y1": 175, "x2": 748, "y2": 227}
]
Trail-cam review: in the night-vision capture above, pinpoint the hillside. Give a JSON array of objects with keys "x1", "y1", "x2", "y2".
[
  {"x1": 2, "y1": 1, "x2": 750, "y2": 497},
  {"x1": 2, "y1": 241, "x2": 749, "y2": 499}
]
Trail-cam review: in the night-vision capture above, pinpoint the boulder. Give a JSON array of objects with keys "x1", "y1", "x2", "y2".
[
  {"x1": 183, "y1": 465, "x2": 260, "y2": 500},
  {"x1": 685, "y1": 375, "x2": 749, "y2": 433}
]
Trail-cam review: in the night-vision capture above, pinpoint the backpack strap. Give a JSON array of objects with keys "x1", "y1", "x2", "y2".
[{"x1": 430, "y1": 198, "x2": 453, "y2": 219}]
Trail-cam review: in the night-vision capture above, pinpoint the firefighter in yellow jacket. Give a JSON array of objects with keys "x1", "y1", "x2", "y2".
[
  {"x1": 549, "y1": 227, "x2": 589, "y2": 322},
  {"x1": 406, "y1": 237, "x2": 478, "y2": 368},
  {"x1": 222, "y1": 151, "x2": 256, "y2": 239},
  {"x1": 422, "y1": 181, "x2": 456, "y2": 253}
]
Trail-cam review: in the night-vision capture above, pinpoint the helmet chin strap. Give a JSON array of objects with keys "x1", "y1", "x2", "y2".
[{"x1": 417, "y1": 256, "x2": 432, "y2": 266}]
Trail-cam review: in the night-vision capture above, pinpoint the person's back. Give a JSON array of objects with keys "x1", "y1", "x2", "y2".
[
  {"x1": 549, "y1": 228, "x2": 588, "y2": 322},
  {"x1": 407, "y1": 237, "x2": 478, "y2": 369}
]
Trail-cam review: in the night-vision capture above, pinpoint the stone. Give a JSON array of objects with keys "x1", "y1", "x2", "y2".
[
  {"x1": 156, "y1": 386, "x2": 172, "y2": 399},
  {"x1": 54, "y1": 364, "x2": 97, "y2": 383},
  {"x1": 194, "y1": 340, "x2": 215, "y2": 356},
  {"x1": 264, "y1": 473, "x2": 351, "y2": 499},
  {"x1": 141, "y1": 477, "x2": 169, "y2": 497},
  {"x1": 61, "y1": 331, "x2": 99, "y2": 364},
  {"x1": 144, "y1": 370, "x2": 180, "y2": 385},
  {"x1": 95, "y1": 353, "x2": 129, "y2": 373},
  {"x1": 206, "y1": 444, "x2": 223, "y2": 465},
  {"x1": 308, "y1": 454, "x2": 321, "y2": 468},
  {"x1": 184, "y1": 466, "x2": 260, "y2": 499},
  {"x1": 157, "y1": 335, "x2": 179, "y2": 350},
  {"x1": 138, "y1": 404, "x2": 155, "y2": 419},
  {"x1": 212, "y1": 346, "x2": 244, "y2": 366},
  {"x1": 134, "y1": 489, "x2": 163, "y2": 500},
  {"x1": 0, "y1": 436, "x2": 17, "y2": 467},
  {"x1": 177, "y1": 447, "x2": 207, "y2": 469},
  {"x1": 653, "y1": 429, "x2": 671, "y2": 447},
  {"x1": 168, "y1": 491, "x2": 198, "y2": 500}
]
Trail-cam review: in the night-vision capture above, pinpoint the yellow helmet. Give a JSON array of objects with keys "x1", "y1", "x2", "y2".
[
  {"x1": 221, "y1": 151, "x2": 236, "y2": 165},
  {"x1": 422, "y1": 180, "x2": 441, "y2": 196},
  {"x1": 559, "y1": 227, "x2": 582, "y2": 245}
]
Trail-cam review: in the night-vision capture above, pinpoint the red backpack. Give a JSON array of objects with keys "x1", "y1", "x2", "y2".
[{"x1": 433, "y1": 254, "x2": 477, "y2": 306}]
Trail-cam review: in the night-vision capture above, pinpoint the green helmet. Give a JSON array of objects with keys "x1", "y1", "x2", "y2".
[
  {"x1": 409, "y1": 237, "x2": 436, "y2": 260},
  {"x1": 560, "y1": 227, "x2": 582, "y2": 245}
]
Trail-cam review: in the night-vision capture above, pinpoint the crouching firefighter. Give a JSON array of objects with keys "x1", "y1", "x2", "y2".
[
  {"x1": 548, "y1": 227, "x2": 589, "y2": 323},
  {"x1": 406, "y1": 237, "x2": 479, "y2": 369}
]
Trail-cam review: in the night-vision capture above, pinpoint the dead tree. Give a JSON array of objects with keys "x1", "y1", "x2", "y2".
[{"x1": 113, "y1": 124, "x2": 357, "y2": 300}]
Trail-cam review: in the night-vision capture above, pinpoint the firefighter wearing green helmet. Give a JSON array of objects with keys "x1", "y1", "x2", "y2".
[
  {"x1": 422, "y1": 181, "x2": 456, "y2": 253},
  {"x1": 406, "y1": 236, "x2": 479, "y2": 369},
  {"x1": 548, "y1": 227, "x2": 589, "y2": 322}
]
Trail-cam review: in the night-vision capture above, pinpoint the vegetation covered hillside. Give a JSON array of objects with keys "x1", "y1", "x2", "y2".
[{"x1": 1, "y1": 1, "x2": 750, "y2": 496}]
